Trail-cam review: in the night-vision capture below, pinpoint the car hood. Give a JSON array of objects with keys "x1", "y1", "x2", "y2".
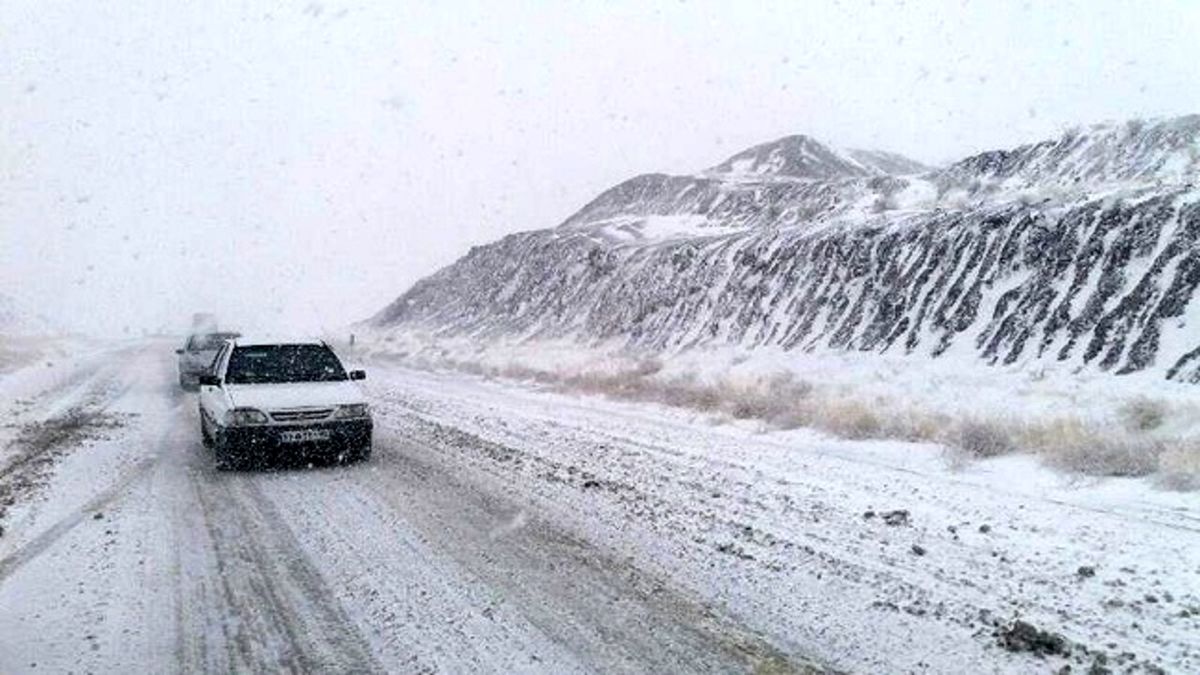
[{"x1": 225, "y1": 381, "x2": 366, "y2": 410}]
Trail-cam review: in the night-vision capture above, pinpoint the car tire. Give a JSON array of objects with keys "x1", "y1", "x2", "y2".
[
  {"x1": 200, "y1": 416, "x2": 213, "y2": 448},
  {"x1": 354, "y1": 441, "x2": 372, "y2": 463},
  {"x1": 212, "y1": 432, "x2": 240, "y2": 471}
]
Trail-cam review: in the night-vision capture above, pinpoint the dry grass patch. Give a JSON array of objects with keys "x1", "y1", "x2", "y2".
[
  {"x1": 394, "y1": 351, "x2": 1199, "y2": 489},
  {"x1": 819, "y1": 399, "x2": 883, "y2": 440},
  {"x1": 1119, "y1": 397, "x2": 1167, "y2": 432},
  {"x1": 956, "y1": 419, "x2": 1015, "y2": 458},
  {"x1": 1024, "y1": 419, "x2": 1165, "y2": 478},
  {"x1": 1157, "y1": 441, "x2": 1200, "y2": 490},
  {"x1": 722, "y1": 373, "x2": 813, "y2": 421}
]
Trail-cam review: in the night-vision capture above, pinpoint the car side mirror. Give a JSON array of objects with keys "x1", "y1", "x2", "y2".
[
  {"x1": 349, "y1": 370, "x2": 366, "y2": 381},
  {"x1": 198, "y1": 374, "x2": 221, "y2": 387},
  {"x1": 175, "y1": 348, "x2": 184, "y2": 355}
]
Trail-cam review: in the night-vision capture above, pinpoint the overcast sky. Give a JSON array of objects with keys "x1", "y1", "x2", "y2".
[{"x1": 3, "y1": 0, "x2": 1199, "y2": 336}]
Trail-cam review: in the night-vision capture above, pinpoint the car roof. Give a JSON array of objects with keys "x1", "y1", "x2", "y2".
[{"x1": 231, "y1": 335, "x2": 327, "y2": 348}]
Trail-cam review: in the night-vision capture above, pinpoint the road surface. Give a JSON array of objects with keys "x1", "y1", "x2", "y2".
[{"x1": 0, "y1": 341, "x2": 1196, "y2": 673}]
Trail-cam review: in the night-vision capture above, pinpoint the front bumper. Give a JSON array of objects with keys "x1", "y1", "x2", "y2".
[{"x1": 219, "y1": 418, "x2": 372, "y2": 457}]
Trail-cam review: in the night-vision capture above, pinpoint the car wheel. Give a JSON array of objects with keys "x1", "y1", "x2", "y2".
[
  {"x1": 212, "y1": 432, "x2": 240, "y2": 471},
  {"x1": 200, "y1": 412, "x2": 213, "y2": 448},
  {"x1": 354, "y1": 441, "x2": 372, "y2": 463}
]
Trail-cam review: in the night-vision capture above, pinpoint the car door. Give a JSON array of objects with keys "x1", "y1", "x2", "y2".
[
  {"x1": 179, "y1": 335, "x2": 198, "y2": 372},
  {"x1": 199, "y1": 343, "x2": 233, "y2": 428}
]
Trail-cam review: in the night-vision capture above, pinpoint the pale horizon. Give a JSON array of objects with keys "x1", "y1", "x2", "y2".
[{"x1": 3, "y1": 0, "x2": 1198, "y2": 336}]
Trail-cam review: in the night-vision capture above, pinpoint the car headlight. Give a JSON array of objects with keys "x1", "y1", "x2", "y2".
[
  {"x1": 333, "y1": 403, "x2": 370, "y2": 419},
  {"x1": 227, "y1": 407, "x2": 269, "y2": 426}
]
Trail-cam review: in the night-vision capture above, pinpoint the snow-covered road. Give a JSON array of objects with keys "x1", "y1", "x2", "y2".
[{"x1": 0, "y1": 342, "x2": 1196, "y2": 673}]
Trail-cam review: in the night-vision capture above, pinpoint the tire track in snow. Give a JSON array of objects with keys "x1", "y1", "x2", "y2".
[
  {"x1": 181, "y1": 460, "x2": 383, "y2": 673},
  {"x1": 357, "y1": 427, "x2": 816, "y2": 674}
]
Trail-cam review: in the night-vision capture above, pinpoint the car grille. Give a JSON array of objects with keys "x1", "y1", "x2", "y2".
[{"x1": 270, "y1": 408, "x2": 334, "y2": 423}]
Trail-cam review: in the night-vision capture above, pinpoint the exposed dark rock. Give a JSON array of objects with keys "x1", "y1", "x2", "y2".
[{"x1": 998, "y1": 619, "x2": 1069, "y2": 656}]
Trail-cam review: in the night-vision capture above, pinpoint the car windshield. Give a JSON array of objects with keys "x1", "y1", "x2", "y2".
[
  {"x1": 188, "y1": 332, "x2": 239, "y2": 351},
  {"x1": 225, "y1": 344, "x2": 347, "y2": 384}
]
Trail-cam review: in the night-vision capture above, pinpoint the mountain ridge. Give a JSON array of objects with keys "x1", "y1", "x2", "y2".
[
  {"x1": 705, "y1": 134, "x2": 930, "y2": 181},
  {"x1": 370, "y1": 115, "x2": 1200, "y2": 383}
]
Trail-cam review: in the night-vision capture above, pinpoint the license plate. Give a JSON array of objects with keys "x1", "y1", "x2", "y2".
[{"x1": 280, "y1": 429, "x2": 331, "y2": 444}]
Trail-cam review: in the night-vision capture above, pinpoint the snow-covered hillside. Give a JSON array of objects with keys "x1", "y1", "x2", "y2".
[{"x1": 371, "y1": 116, "x2": 1200, "y2": 383}]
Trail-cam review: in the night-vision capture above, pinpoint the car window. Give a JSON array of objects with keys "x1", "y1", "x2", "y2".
[
  {"x1": 225, "y1": 344, "x2": 348, "y2": 384},
  {"x1": 211, "y1": 343, "x2": 231, "y2": 375},
  {"x1": 189, "y1": 332, "x2": 239, "y2": 352}
]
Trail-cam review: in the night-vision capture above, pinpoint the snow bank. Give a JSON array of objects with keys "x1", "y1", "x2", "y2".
[{"x1": 359, "y1": 329, "x2": 1200, "y2": 489}]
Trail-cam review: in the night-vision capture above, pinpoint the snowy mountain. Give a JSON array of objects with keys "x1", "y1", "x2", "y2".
[
  {"x1": 936, "y1": 116, "x2": 1200, "y2": 192},
  {"x1": 706, "y1": 134, "x2": 929, "y2": 180},
  {"x1": 371, "y1": 116, "x2": 1200, "y2": 383}
]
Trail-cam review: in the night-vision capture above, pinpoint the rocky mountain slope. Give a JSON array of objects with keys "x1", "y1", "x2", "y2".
[{"x1": 370, "y1": 116, "x2": 1200, "y2": 383}]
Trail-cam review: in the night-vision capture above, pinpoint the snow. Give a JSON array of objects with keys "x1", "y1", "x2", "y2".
[
  {"x1": 584, "y1": 214, "x2": 726, "y2": 243},
  {"x1": 1, "y1": 341, "x2": 1197, "y2": 673},
  {"x1": 361, "y1": 330, "x2": 1200, "y2": 433},
  {"x1": 363, "y1": 358, "x2": 1200, "y2": 673}
]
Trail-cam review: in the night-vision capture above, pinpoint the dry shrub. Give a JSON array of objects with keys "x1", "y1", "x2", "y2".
[
  {"x1": 632, "y1": 357, "x2": 664, "y2": 377},
  {"x1": 721, "y1": 373, "x2": 811, "y2": 421},
  {"x1": 1119, "y1": 397, "x2": 1167, "y2": 432},
  {"x1": 769, "y1": 404, "x2": 815, "y2": 430},
  {"x1": 876, "y1": 408, "x2": 948, "y2": 443},
  {"x1": 498, "y1": 363, "x2": 542, "y2": 381},
  {"x1": 725, "y1": 384, "x2": 773, "y2": 420},
  {"x1": 396, "y1": 350, "x2": 1198, "y2": 489},
  {"x1": 819, "y1": 399, "x2": 883, "y2": 440},
  {"x1": 1157, "y1": 441, "x2": 1200, "y2": 491},
  {"x1": 956, "y1": 419, "x2": 1015, "y2": 458},
  {"x1": 1028, "y1": 419, "x2": 1164, "y2": 477},
  {"x1": 763, "y1": 372, "x2": 814, "y2": 401},
  {"x1": 562, "y1": 365, "x2": 662, "y2": 402},
  {"x1": 658, "y1": 377, "x2": 724, "y2": 412}
]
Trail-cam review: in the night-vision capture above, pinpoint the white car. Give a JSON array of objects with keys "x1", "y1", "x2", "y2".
[
  {"x1": 176, "y1": 331, "x2": 240, "y2": 390},
  {"x1": 198, "y1": 336, "x2": 372, "y2": 470}
]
